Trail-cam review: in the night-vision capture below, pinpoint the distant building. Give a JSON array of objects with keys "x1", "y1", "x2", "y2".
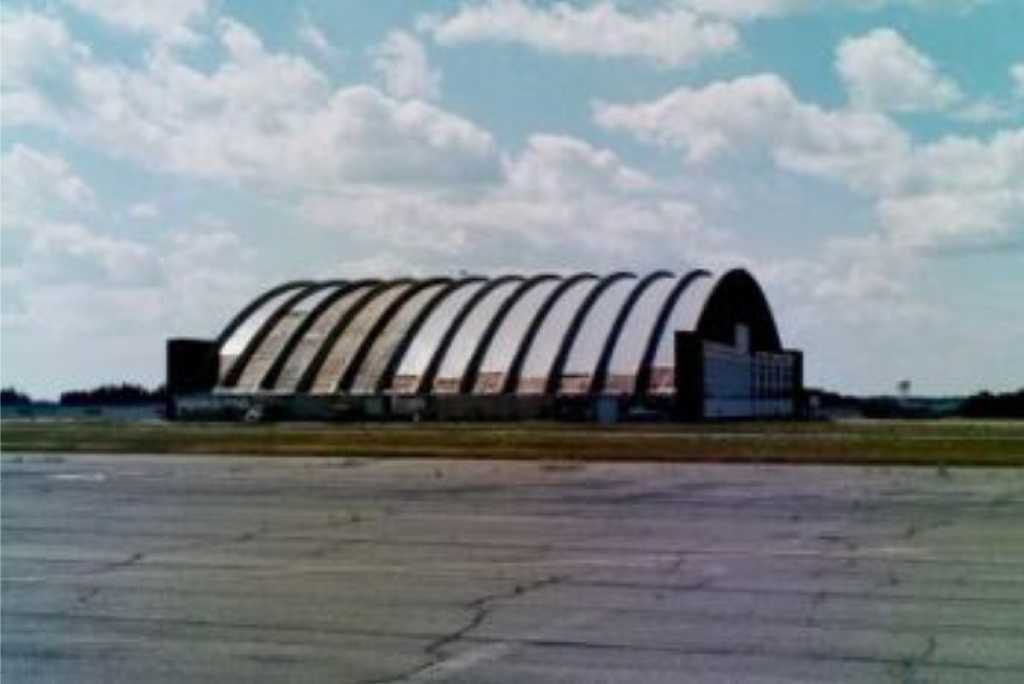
[{"x1": 167, "y1": 269, "x2": 803, "y2": 421}]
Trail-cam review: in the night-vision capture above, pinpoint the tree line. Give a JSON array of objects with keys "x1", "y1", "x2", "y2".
[
  {"x1": 3, "y1": 384, "x2": 1022, "y2": 417},
  {"x1": 809, "y1": 388, "x2": 1023, "y2": 419},
  {"x1": 2, "y1": 384, "x2": 167, "y2": 407}
]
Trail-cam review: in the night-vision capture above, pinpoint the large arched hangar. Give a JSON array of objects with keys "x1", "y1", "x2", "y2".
[{"x1": 166, "y1": 268, "x2": 803, "y2": 420}]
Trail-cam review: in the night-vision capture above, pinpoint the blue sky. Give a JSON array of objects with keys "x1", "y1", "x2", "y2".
[{"x1": 2, "y1": 0, "x2": 1022, "y2": 398}]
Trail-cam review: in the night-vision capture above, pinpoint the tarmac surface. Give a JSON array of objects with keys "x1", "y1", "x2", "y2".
[{"x1": 2, "y1": 452, "x2": 1023, "y2": 683}]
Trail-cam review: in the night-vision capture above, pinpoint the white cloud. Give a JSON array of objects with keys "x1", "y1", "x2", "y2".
[
  {"x1": 893, "y1": 129, "x2": 1024, "y2": 195},
  {"x1": 836, "y1": 28, "x2": 962, "y2": 112},
  {"x1": 875, "y1": 128, "x2": 1024, "y2": 250},
  {"x1": 8, "y1": 12, "x2": 498, "y2": 191},
  {"x1": 878, "y1": 191, "x2": 1024, "y2": 251},
  {"x1": 26, "y1": 221, "x2": 160, "y2": 286},
  {"x1": 2, "y1": 10, "x2": 724, "y2": 289},
  {"x1": 0, "y1": 142, "x2": 254, "y2": 352},
  {"x1": 1, "y1": 144, "x2": 96, "y2": 223},
  {"x1": 162, "y1": 228, "x2": 258, "y2": 330},
  {"x1": 64, "y1": 0, "x2": 209, "y2": 44},
  {"x1": 948, "y1": 63, "x2": 1024, "y2": 123},
  {"x1": 5, "y1": 213, "x2": 256, "y2": 341},
  {"x1": 165, "y1": 228, "x2": 250, "y2": 273},
  {"x1": 685, "y1": 0, "x2": 988, "y2": 20},
  {"x1": 5, "y1": 281, "x2": 165, "y2": 335},
  {"x1": 504, "y1": 134, "x2": 653, "y2": 197},
  {"x1": 952, "y1": 100, "x2": 1013, "y2": 123},
  {"x1": 1, "y1": 11, "x2": 80, "y2": 84},
  {"x1": 682, "y1": 0, "x2": 811, "y2": 20},
  {"x1": 2, "y1": 217, "x2": 260, "y2": 398},
  {"x1": 596, "y1": 73, "x2": 1023, "y2": 254},
  {"x1": 594, "y1": 73, "x2": 909, "y2": 191},
  {"x1": 297, "y1": 8, "x2": 338, "y2": 62},
  {"x1": 128, "y1": 202, "x2": 159, "y2": 219},
  {"x1": 764, "y1": 234, "x2": 915, "y2": 313},
  {"x1": 1012, "y1": 63, "x2": 1024, "y2": 97},
  {"x1": 299, "y1": 133, "x2": 720, "y2": 263},
  {"x1": 371, "y1": 30, "x2": 442, "y2": 101},
  {"x1": 1, "y1": 148, "x2": 152, "y2": 289},
  {"x1": 0, "y1": 10, "x2": 91, "y2": 127},
  {"x1": 421, "y1": 0, "x2": 738, "y2": 68}
]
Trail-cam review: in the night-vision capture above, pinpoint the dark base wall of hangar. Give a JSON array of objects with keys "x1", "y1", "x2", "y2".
[{"x1": 166, "y1": 330, "x2": 804, "y2": 423}]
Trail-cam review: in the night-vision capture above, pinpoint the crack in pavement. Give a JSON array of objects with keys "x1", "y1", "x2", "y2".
[
  {"x1": 8, "y1": 523, "x2": 271, "y2": 583},
  {"x1": 366, "y1": 575, "x2": 565, "y2": 684},
  {"x1": 100, "y1": 552, "x2": 145, "y2": 573},
  {"x1": 74, "y1": 586, "x2": 101, "y2": 608},
  {"x1": 892, "y1": 634, "x2": 938, "y2": 684},
  {"x1": 431, "y1": 576, "x2": 564, "y2": 656},
  {"x1": 365, "y1": 568, "x2": 715, "y2": 684}
]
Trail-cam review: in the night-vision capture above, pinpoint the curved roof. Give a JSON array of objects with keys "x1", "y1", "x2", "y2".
[{"x1": 215, "y1": 268, "x2": 782, "y2": 397}]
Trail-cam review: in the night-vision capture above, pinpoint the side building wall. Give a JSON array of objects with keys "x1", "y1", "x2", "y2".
[{"x1": 674, "y1": 331, "x2": 803, "y2": 420}]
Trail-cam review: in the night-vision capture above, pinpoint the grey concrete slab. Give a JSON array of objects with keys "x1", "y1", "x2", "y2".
[{"x1": 3, "y1": 453, "x2": 1023, "y2": 683}]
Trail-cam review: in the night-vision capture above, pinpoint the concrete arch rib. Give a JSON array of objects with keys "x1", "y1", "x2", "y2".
[
  {"x1": 417, "y1": 275, "x2": 525, "y2": 395},
  {"x1": 295, "y1": 280, "x2": 412, "y2": 394},
  {"x1": 259, "y1": 280, "x2": 378, "y2": 391},
  {"x1": 589, "y1": 270, "x2": 674, "y2": 396},
  {"x1": 545, "y1": 272, "x2": 636, "y2": 396},
  {"x1": 215, "y1": 280, "x2": 314, "y2": 350},
  {"x1": 502, "y1": 273, "x2": 598, "y2": 395},
  {"x1": 459, "y1": 274, "x2": 561, "y2": 394},
  {"x1": 374, "y1": 277, "x2": 486, "y2": 394},
  {"x1": 334, "y1": 278, "x2": 452, "y2": 394},
  {"x1": 633, "y1": 269, "x2": 711, "y2": 399},
  {"x1": 222, "y1": 280, "x2": 348, "y2": 389}
]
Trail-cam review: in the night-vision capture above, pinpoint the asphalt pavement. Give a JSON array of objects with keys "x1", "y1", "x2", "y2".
[{"x1": 3, "y1": 452, "x2": 1023, "y2": 683}]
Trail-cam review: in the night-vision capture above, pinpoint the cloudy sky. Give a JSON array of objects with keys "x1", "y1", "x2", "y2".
[{"x1": 2, "y1": 0, "x2": 1022, "y2": 398}]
